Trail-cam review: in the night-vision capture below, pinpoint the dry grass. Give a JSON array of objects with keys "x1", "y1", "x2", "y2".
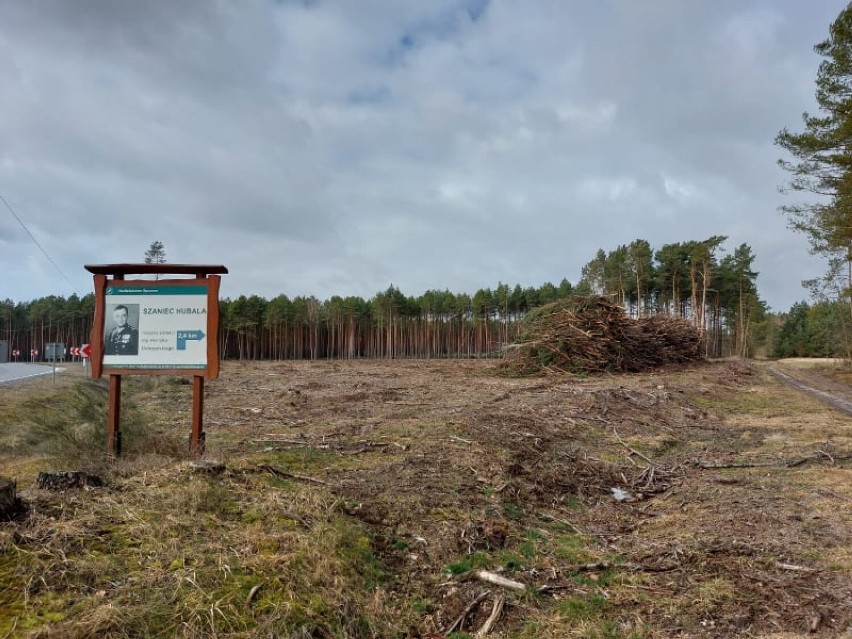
[{"x1": 1, "y1": 359, "x2": 851, "y2": 638}]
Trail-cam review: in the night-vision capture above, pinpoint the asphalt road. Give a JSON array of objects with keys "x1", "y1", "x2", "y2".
[{"x1": 0, "y1": 362, "x2": 67, "y2": 385}]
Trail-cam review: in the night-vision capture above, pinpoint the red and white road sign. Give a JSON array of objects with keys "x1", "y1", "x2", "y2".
[
  {"x1": 31, "y1": 349, "x2": 38, "y2": 357},
  {"x1": 70, "y1": 347, "x2": 80, "y2": 356},
  {"x1": 12, "y1": 349, "x2": 20, "y2": 357},
  {"x1": 81, "y1": 344, "x2": 91, "y2": 358}
]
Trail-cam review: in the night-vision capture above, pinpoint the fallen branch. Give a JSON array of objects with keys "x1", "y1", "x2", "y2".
[
  {"x1": 339, "y1": 441, "x2": 406, "y2": 455},
  {"x1": 251, "y1": 439, "x2": 331, "y2": 449},
  {"x1": 1, "y1": 616, "x2": 19, "y2": 639},
  {"x1": 810, "y1": 613, "x2": 822, "y2": 633},
  {"x1": 694, "y1": 453, "x2": 852, "y2": 470},
  {"x1": 444, "y1": 590, "x2": 490, "y2": 635},
  {"x1": 612, "y1": 427, "x2": 659, "y2": 467},
  {"x1": 694, "y1": 461, "x2": 776, "y2": 469},
  {"x1": 279, "y1": 510, "x2": 312, "y2": 529},
  {"x1": 816, "y1": 449, "x2": 835, "y2": 464},
  {"x1": 258, "y1": 464, "x2": 328, "y2": 485},
  {"x1": 475, "y1": 571, "x2": 526, "y2": 591},
  {"x1": 538, "y1": 511, "x2": 585, "y2": 535},
  {"x1": 631, "y1": 464, "x2": 679, "y2": 494},
  {"x1": 475, "y1": 594, "x2": 505, "y2": 637},
  {"x1": 776, "y1": 562, "x2": 817, "y2": 572},
  {"x1": 561, "y1": 561, "x2": 678, "y2": 573},
  {"x1": 246, "y1": 583, "x2": 263, "y2": 606},
  {"x1": 566, "y1": 413, "x2": 609, "y2": 423}
]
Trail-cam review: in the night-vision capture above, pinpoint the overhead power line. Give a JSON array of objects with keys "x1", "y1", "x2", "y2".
[{"x1": 1, "y1": 193, "x2": 78, "y2": 294}]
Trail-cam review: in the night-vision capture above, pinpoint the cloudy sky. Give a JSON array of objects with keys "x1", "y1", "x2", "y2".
[{"x1": 1, "y1": 0, "x2": 847, "y2": 311}]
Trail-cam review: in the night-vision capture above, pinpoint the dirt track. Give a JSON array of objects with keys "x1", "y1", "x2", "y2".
[{"x1": 765, "y1": 360, "x2": 852, "y2": 415}]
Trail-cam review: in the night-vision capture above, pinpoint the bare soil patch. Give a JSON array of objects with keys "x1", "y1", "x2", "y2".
[{"x1": 1, "y1": 359, "x2": 851, "y2": 638}]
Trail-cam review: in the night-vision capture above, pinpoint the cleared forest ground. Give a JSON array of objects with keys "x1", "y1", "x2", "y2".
[{"x1": 1, "y1": 359, "x2": 851, "y2": 638}]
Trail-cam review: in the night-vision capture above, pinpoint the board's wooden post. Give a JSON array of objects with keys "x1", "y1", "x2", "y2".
[
  {"x1": 90, "y1": 274, "x2": 107, "y2": 379},
  {"x1": 107, "y1": 374, "x2": 122, "y2": 457},
  {"x1": 191, "y1": 375, "x2": 205, "y2": 454},
  {"x1": 206, "y1": 275, "x2": 221, "y2": 379}
]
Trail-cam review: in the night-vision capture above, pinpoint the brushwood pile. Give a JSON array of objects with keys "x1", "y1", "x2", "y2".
[{"x1": 502, "y1": 297, "x2": 703, "y2": 375}]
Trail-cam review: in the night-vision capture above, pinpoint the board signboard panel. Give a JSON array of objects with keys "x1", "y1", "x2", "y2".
[
  {"x1": 45, "y1": 343, "x2": 65, "y2": 361},
  {"x1": 103, "y1": 283, "x2": 210, "y2": 370},
  {"x1": 88, "y1": 273, "x2": 222, "y2": 379}
]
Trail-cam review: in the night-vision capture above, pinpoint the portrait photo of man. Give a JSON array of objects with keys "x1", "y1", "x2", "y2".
[{"x1": 105, "y1": 304, "x2": 139, "y2": 356}]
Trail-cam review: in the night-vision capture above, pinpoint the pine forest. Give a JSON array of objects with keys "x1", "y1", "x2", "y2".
[{"x1": 0, "y1": 236, "x2": 825, "y2": 362}]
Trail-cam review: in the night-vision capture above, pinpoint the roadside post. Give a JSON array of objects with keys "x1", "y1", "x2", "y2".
[
  {"x1": 46, "y1": 343, "x2": 64, "y2": 384},
  {"x1": 85, "y1": 264, "x2": 228, "y2": 457},
  {"x1": 80, "y1": 344, "x2": 90, "y2": 373}
]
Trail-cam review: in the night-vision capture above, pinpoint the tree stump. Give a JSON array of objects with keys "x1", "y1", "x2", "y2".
[
  {"x1": 0, "y1": 477, "x2": 16, "y2": 518},
  {"x1": 36, "y1": 471, "x2": 103, "y2": 491}
]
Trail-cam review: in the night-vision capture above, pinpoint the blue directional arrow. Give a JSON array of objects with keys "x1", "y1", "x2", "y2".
[{"x1": 176, "y1": 330, "x2": 206, "y2": 351}]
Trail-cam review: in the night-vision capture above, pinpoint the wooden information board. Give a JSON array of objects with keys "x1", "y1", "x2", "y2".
[{"x1": 86, "y1": 264, "x2": 228, "y2": 456}]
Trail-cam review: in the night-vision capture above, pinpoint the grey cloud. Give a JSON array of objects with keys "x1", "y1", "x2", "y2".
[{"x1": 0, "y1": 0, "x2": 844, "y2": 310}]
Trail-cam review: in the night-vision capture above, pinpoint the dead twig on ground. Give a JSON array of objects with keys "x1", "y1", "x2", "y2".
[
  {"x1": 810, "y1": 614, "x2": 822, "y2": 633},
  {"x1": 245, "y1": 583, "x2": 263, "y2": 606},
  {"x1": 537, "y1": 511, "x2": 585, "y2": 535},
  {"x1": 251, "y1": 438, "x2": 407, "y2": 455},
  {"x1": 251, "y1": 439, "x2": 332, "y2": 451},
  {"x1": 817, "y1": 449, "x2": 835, "y2": 464},
  {"x1": 1, "y1": 617, "x2": 19, "y2": 639},
  {"x1": 612, "y1": 427, "x2": 659, "y2": 467},
  {"x1": 474, "y1": 571, "x2": 526, "y2": 591},
  {"x1": 340, "y1": 441, "x2": 393, "y2": 455},
  {"x1": 258, "y1": 464, "x2": 328, "y2": 485},
  {"x1": 776, "y1": 562, "x2": 818, "y2": 572},
  {"x1": 694, "y1": 451, "x2": 852, "y2": 470},
  {"x1": 475, "y1": 594, "x2": 505, "y2": 637},
  {"x1": 444, "y1": 590, "x2": 491, "y2": 635},
  {"x1": 563, "y1": 561, "x2": 678, "y2": 574},
  {"x1": 566, "y1": 413, "x2": 609, "y2": 423}
]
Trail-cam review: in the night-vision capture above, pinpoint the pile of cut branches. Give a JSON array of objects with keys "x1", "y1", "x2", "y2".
[{"x1": 501, "y1": 297, "x2": 703, "y2": 375}]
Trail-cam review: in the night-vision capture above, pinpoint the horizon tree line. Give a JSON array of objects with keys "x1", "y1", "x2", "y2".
[{"x1": 1, "y1": 237, "x2": 768, "y2": 361}]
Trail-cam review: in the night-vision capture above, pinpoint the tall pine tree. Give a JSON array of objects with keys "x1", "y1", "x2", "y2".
[
  {"x1": 776, "y1": 3, "x2": 852, "y2": 315},
  {"x1": 144, "y1": 240, "x2": 166, "y2": 265}
]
